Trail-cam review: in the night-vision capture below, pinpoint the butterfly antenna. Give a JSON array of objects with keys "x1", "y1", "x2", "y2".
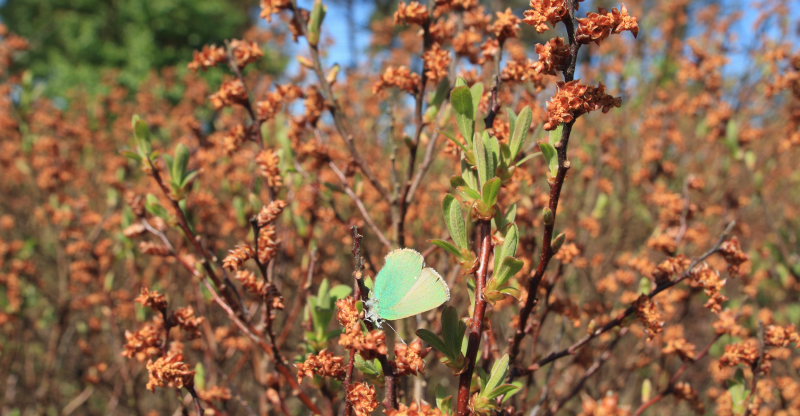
[{"x1": 383, "y1": 321, "x2": 406, "y2": 345}]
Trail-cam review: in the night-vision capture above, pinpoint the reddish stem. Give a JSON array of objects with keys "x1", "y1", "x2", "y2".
[{"x1": 456, "y1": 220, "x2": 493, "y2": 415}]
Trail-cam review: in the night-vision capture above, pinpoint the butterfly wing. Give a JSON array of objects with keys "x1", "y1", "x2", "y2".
[
  {"x1": 372, "y1": 249, "x2": 425, "y2": 308},
  {"x1": 379, "y1": 267, "x2": 450, "y2": 321}
]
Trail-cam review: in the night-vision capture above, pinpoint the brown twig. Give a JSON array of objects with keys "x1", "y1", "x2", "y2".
[
  {"x1": 146, "y1": 159, "x2": 245, "y2": 316},
  {"x1": 525, "y1": 221, "x2": 736, "y2": 375},
  {"x1": 456, "y1": 220, "x2": 493, "y2": 415},
  {"x1": 508, "y1": 5, "x2": 583, "y2": 371},
  {"x1": 633, "y1": 334, "x2": 722, "y2": 416},
  {"x1": 141, "y1": 218, "x2": 323, "y2": 415},
  {"x1": 289, "y1": 1, "x2": 391, "y2": 202},
  {"x1": 328, "y1": 161, "x2": 393, "y2": 249},
  {"x1": 549, "y1": 327, "x2": 629, "y2": 414},
  {"x1": 343, "y1": 226, "x2": 364, "y2": 416}
]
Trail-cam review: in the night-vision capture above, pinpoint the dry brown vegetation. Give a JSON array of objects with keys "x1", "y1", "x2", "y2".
[{"x1": 1, "y1": 0, "x2": 800, "y2": 415}]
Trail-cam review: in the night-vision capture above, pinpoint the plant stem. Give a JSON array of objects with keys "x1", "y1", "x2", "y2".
[{"x1": 456, "y1": 220, "x2": 493, "y2": 415}]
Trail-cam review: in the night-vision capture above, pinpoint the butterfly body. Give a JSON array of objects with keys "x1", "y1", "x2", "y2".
[{"x1": 365, "y1": 249, "x2": 449, "y2": 327}]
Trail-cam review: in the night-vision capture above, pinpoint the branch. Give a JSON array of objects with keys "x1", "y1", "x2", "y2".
[
  {"x1": 328, "y1": 161, "x2": 393, "y2": 249},
  {"x1": 525, "y1": 221, "x2": 736, "y2": 374},
  {"x1": 456, "y1": 220, "x2": 493, "y2": 415},
  {"x1": 633, "y1": 334, "x2": 722, "y2": 416},
  {"x1": 508, "y1": 5, "x2": 582, "y2": 369},
  {"x1": 289, "y1": 1, "x2": 391, "y2": 202}
]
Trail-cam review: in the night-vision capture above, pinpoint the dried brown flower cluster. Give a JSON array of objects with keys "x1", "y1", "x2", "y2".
[
  {"x1": 188, "y1": 45, "x2": 227, "y2": 71},
  {"x1": 223, "y1": 243, "x2": 255, "y2": 271},
  {"x1": 229, "y1": 39, "x2": 264, "y2": 68},
  {"x1": 173, "y1": 306, "x2": 205, "y2": 339},
  {"x1": 394, "y1": 340, "x2": 429, "y2": 375},
  {"x1": 576, "y1": 6, "x2": 639, "y2": 44},
  {"x1": 145, "y1": 352, "x2": 195, "y2": 391},
  {"x1": 387, "y1": 402, "x2": 445, "y2": 416},
  {"x1": 718, "y1": 237, "x2": 748, "y2": 276},
  {"x1": 423, "y1": 43, "x2": 451, "y2": 83},
  {"x1": 347, "y1": 382, "x2": 379, "y2": 416},
  {"x1": 635, "y1": 295, "x2": 663, "y2": 339},
  {"x1": 260, "y1": 0, "x2": 292, "y2": 22},
  {"x1": 544, "y1": 80, "x2": 621, "y2": 130},
  {"x1": 688, "y1": 265, "x2": 728, "y2": 312},
  {"x1": 210, "y1": 79, "x2": 248, "y2": 109},
  {"x1": 336, "y1": 297, "x2": 388, "y2": 355},
  {"x1": 296, "y1": 349, "x2": 346, "y2": 383},
  {"x1": 719, "y1": 340, "x2": 759, "y2": 368},
  {"x1": 489, "y1": 9, "x2": 520, "y2": 41},
  {"x1": 374, "y1": 66, "x2": 422, "y2": 95},
  {"x1": 256, "y1": 149, "x2": 284, "y2": 189},
  {"x1": 257, "y1": 200, "x2": 288, "y2": 226},
  {"x1": 257, "y1": 84, "x2": 304, "y2": 120},
  {"x1": 764, "y1": 325, "x2": 800, "y2": 348},
  {"x1": 395, "y1": 2, "x2": 430, "y2": 26},
  {"x1": 135, "y1": 287, "x2": 168, "y2": 311},
  {"x1": 523, "y1": 0, "x2": 571, "y2": 33},
  {"x1": 122, "y1": 322, "x2": 163, "y2": 362},
  {"x1": 532, "y1": 37, "x2": 571, "y2": 75}
]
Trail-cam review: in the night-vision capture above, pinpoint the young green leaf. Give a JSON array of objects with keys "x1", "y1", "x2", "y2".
[
  {"x1": 431, "y1": 239, "x2": 463, "y2": 258},
  {"x1": 307, "y1": 0, "x2": 327, "y2": 46},
  {"x1": 539, "y1": 142, "x2": 558, "y2": 179},
  {"x1": 481, "y1": 177, "x2": 501, "y2": 208},
  {"x1": 443, "y1": 195, "x2": 468, "y2": 249},
  {"x1": 510, "y1": 106, "x2": 532, "y2": 160}
]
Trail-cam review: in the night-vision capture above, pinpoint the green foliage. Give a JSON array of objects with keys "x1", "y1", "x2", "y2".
[
  {"x1": 416, "y1": 306, "x2": 466, "y2": 371},
  {"x1": 1, "y1": 0, "x2": 250, "y2": 95},
  {"x1": 471, "y1": 354, "x2": 523, "y2": 414},
  {"x1": 304, "y1": 279, "x2": 352, "y2": 352}
]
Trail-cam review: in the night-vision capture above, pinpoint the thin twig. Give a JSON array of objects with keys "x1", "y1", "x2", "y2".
[
  {"x1": 524, "y1": 221, "x2": 735, "y2": 375},
  {"x1": 508, "y1": 3, "x2": 583, "y2": 371},
  {"x1": 633, "y1": 334, "x2": 722, "y2": 416},
  {"x1": 328, "y1": 161, "x2": 393, "y2": 249},
  {"x1": 456, "y1": 220, "x2": 493, "y2": 415}
]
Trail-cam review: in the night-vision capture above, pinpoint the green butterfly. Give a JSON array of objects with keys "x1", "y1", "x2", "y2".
[{"x1": 365, "y1": 249, "x2": 450, "y2": 327}]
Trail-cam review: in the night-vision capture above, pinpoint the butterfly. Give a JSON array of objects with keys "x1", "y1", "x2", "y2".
[{"x1": 365, "y1": 248, "x2": 450, "y2": 328}]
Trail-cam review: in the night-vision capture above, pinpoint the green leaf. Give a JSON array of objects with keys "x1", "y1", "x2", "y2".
[
  {"x1": 494, "y1": 224, "x2": 519, "y2": 270},
  {"x1": 425, "y1": 79, "x2": 451, "y2": 122},
  {"x1": 194, "y1": 363, "x2": 206, "y2": 391},
  {"x1": 461, "y1": 160, "x2": 479, "y2": 191},
  {"x1": 510, "y1": 106, "x2": 532, "y2": 160},
  {"x1": 469, "y1": 82, "x2": 484, "y2": 121},
  {"x1": 481, "y1": 177, "x2": 501, "y2": 208},
  {"x1": 456, "y1": 186, "x2": 481, "y2": 203},
  {"x1": 132, "y1": 115, "x2": 152, "y2": 154},
  {"x1": 328, "y1": 284, "x2": 352, "y2": 300},
  {"x1": 443, "y1": 195, "x2": 468, "y2": 249},
  {"x1": 431, "y1": 239, "x2": 464, "y2": 258},
  {"x1": 416, "y1": 328, "x2": 448, "y2": 355},
  {"x1": 487, "y1": 383, "x2": 521, "y2": 400},
  {"x1": 451, "y1": 86, "x2": 474, "y2": 144},
  {"x1": 483, "y1": 354, "x2": 510, "y2": 395},
  {"x1": 514, "y1": 151, "x2": 542, "y2": 167},
  {"x1": 473, "y1": 132, "x2": 489, "y2": 185},
  {"x1": 307, "y1": 0, "x2": 327, "y2": 46},
  {"x1": 728, "y1": 382, "x2": 749, "y2": 416},
  {"x1": 483, "y1": 134, "x2": 499, "y2": 179},
  {"x1": 548, "y1": 124, "x2": 564, "y2": 146},
  {"x1": 494, "y1": 257, "x2": 523, "y2": 287},
  {"x1": 641, "y1": 379, "x2": 652, "y2": 403},
  {"x1": 145, "y1": 194, "x2": 169, "y2": 220},
  {"x1": 435, "y1": 385, "x2": 454, "y2": 415},
  {"x1": 442, "y1": 306, "x2": 466, "y2": 358},
  {"x1": 539, "y1": 142, "x2": 558, "y2": 178},
  {"x1": 172, "y1": 143, "x2": 190, "y2": 185}
]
